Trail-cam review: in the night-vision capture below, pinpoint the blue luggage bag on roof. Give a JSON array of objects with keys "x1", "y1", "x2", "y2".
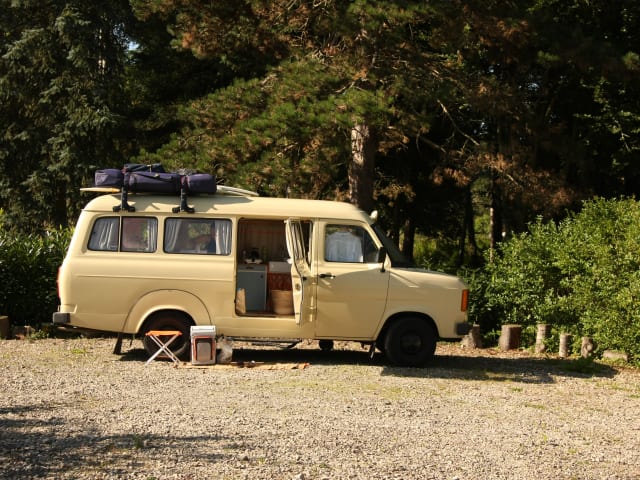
[
  {"x1": 182, "y1": 173, "x2": 217, "y2": 194},
  {"x1": 94, "y1": 169, "x2": 124, "y2": 187},
  {"x1": 125, "y1": 171, "x2": 182, "y2": 194}
]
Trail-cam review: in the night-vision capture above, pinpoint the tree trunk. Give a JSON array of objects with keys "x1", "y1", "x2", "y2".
[
  {"x1": 53, "y1": 182, "x2": 69, "y2": 228},
  {"x1": 349, "y1": 122, "x2": 376, "y2": 213},
  {"x1": 458, "y1": 186, "x2": 478, "y2": 266},
  {"x1": 489, "y1": 174, "x2": 503, "y2": 262},
  {"x1": 401, "y1": 216, "x2": 415, "y2": 262}
]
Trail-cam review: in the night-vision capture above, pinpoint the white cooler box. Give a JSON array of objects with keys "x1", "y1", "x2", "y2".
[{"x1": 190, "y1": 325, "x2": 216, "y2": 365}]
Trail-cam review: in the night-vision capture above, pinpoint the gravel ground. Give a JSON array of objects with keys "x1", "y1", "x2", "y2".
[{"x1": 1, "y1": 337, "x2": 639, "y2": 480}]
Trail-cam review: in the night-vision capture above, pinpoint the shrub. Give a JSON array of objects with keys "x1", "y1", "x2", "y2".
[
  {"x1": 467, "y1": 198, "x2": 640, "y2": 361},
  {"x1": 0, "y1": 227, "x2": 73, "y2": 328}
]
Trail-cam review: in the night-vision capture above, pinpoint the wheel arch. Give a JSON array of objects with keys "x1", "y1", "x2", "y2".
[
  {"x1": 123, "y1": 289, "x2": 210, "y2": 335},
  {"x1": 376, "y1": 312, "x2": 439, "y2": 347},
  {"x1": 139, "y1": 308, "x2": 196, "y2": 335}
]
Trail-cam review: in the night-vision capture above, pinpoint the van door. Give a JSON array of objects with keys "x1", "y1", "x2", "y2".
[
  {"x1": 315, "y1": 221, "x2": 390, "y2": 339},
  {"x1": 284, "y1": 219, "x2": 315, "y2": 325}
]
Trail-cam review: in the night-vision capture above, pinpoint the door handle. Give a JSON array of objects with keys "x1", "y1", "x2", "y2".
[{"x1": 319, "y1": 273, "x2": 335, "y2": 279}]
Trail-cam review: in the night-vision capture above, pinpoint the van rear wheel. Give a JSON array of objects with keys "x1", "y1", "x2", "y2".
[
  {"x1": 142, "y1": 312, "x2": 192, "y2": 361},
  {"x1": 384, "y1": 317, "x2": 436, "y2": 367}
]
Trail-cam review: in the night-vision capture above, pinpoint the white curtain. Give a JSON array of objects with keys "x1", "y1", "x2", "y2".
[
  {"x1": 214, "y1": 220, "x2": 232, "y2": 255},
  {"x1": 164, "y1": 219, "x2": 181, "y2": 252},
  {"x1": 147, "y1": 219, "x2": 158, "y2": 251},
  {"x1": 88, "y1": 218, "x2": 119, "y2": 251}
]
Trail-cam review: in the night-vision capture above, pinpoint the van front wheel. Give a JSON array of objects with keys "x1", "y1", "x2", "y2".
[
  {"x1": 384, "y1": 317, "x2": 436, "y2": 367},
  {"x1": 142, "y1": 312, "x2": 192, "y2": 361}
]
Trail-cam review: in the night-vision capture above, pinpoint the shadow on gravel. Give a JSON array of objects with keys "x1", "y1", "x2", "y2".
[
  {"x1": 116, "y1": 342, "x2": 619, "y2": 383},
  {"x1": 0, "y1": 404, "x2": 234, "y2": 479},
  {"x1": 117, "y1": 344, "x2": 384, "y2": 366},
  {"x1": 381, "y1": 354, "x2": 619, "y2": 383}
]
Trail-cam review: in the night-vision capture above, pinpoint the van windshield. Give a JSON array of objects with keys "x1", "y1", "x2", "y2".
[{"x1": 371, "y1": 224, "x2": 416, "y2": 268}]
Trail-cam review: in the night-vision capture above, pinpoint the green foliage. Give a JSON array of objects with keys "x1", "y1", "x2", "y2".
[
  {"x1": 468, "y1": 198, "x2": 640, "y2": 360},
  {"x1": 0, "y1": 1, "x2": 133, "y2": 232},
  {"x1": 0, "y1": 227, "x2": 73, "y2": 327}
]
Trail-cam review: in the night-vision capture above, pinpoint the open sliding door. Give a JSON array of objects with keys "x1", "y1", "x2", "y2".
[{"x1": 284, "y1": 219, "x2": 314, "y2": 325}]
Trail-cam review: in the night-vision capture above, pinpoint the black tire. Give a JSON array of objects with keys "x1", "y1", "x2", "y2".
[
  {"x1": 383, "y1": 317, "x2": 437, "y2": 367},
  {"x1": 318, "y1": 339, "x2": 334, "y2": 351},
  {"x1": 142, "y1": 311, "x2": 192, "y2": 361}
]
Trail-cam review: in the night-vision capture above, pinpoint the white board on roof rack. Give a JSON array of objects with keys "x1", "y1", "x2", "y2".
[
  {"x1": 80, "y1": 185, "x2": 258, "y2": 197},
  {"x1": 80, "y1": 187, "x2": 121, "y2": 193},
  {"x1": 216, "y1": 186, "x2": 259, "y2": 197}
]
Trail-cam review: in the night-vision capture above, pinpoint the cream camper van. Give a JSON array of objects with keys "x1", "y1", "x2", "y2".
[{"x1": 53, "y1": 191, "x2": 470, "y2": 366}]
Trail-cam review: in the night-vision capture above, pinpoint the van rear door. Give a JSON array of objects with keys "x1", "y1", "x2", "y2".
[{"x1": 285, "y1": 219, "x2": 315, "y2": 325}]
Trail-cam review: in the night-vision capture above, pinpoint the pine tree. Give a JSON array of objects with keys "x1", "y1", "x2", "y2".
[{"x1": 0, "y1": 0, "x2": 132, "y2": 231}]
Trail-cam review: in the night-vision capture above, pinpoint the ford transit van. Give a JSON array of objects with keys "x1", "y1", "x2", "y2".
[{"x1": 53, "y1": 192, "x2": 470, "y2": 366}]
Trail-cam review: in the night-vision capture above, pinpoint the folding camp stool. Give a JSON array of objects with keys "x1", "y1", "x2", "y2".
[{"x1": 145, "y1": 330, "x2": 182, "y2": 365}]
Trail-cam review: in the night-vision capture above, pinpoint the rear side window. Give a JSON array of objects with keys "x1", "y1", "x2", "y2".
[
  {"x1": 88, "y1": 217, "x2": 157, "y2": 253},
  {"x1": 164, "y1": 218, "x2": 232, "y2": 255}
]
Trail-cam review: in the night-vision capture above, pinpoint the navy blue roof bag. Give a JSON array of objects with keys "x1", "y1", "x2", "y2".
[
  {"x1": 95, "y1": 169, "x2": 124, "y2": 187},
  {"x1": 183, "y1": 173, "x2": 217, "y2": 194},
  {"x1": 125, "y1": 171, "x2": 182, "y2": 194}
]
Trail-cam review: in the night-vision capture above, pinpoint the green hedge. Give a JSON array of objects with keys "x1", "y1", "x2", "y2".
[
  {"x1": 0, "y1": 227, "x2": 72, "y2": 329},
  {"x1": 468, "y1": 197, "x2": 640, "y2": 361}
]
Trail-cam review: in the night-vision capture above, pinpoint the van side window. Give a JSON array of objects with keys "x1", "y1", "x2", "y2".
[
  {"x1": 324, "y1": 224, "x2": 377, "y2": 263},
  {"x1": 88, "y1": 217, "x2": 157, "y2": 252},
  {"x1": 121, "y1": 217, "x2": 157, "y2": 252},
  {"x1": 88, "y1": 217, "x2": 119, "y2": 251},
  {"x1": 164, "y1": 218, "x2": 232, "y2": 255}
]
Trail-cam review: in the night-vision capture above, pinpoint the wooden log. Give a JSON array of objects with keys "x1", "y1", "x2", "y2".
[
  {"x1": 535, "y1": 323, "x2": 551, "y2": 353},
  {"x1": 602, "y1": 350, "x2": 629, "y2": 363},
  {"x1": 580, "y1": 336, "x2": 595, "y2": 358},
  {"x1": 11, "y1": 325, "x2": 34, "y2": 340},
  {"x1": 498, "y1": 324, "x2": 522, "y2": 351},
  {"x1": 559, "y1": 333, "x2": 572, "y2": 358},
  {"x1": 461, "y1": 324, "x2": 482, "y2": 349},
  {"x1": 0, "y1": 315, "x2": 9, "y2": 339}
]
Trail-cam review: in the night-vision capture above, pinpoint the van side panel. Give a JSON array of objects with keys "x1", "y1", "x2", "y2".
[
  {"x1": 62, "y1": 217, "x2": 236, "y2": 334},
  {"x1": 384, "y1": 269, "x2": 468, "y2": 338}
]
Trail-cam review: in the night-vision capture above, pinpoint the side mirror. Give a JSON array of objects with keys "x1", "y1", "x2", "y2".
[{"x1": 377, "y1": 247, "x2": 387, "y2": 272}]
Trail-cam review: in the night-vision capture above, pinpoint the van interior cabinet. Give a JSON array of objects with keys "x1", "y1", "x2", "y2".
[{"x1": 237, "y1": 264, "x2": 267, "y2": 311}]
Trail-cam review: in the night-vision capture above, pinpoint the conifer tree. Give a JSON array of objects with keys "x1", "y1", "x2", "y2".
[{"x1": 0, "y1": 0, "x2": 132, "y2": 231}]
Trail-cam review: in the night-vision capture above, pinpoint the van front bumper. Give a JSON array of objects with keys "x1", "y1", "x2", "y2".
[{"x1": 52, "y1": 312, "x2": 70, "y2": 324}]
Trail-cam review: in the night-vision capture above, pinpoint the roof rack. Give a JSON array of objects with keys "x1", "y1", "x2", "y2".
[
  {"x1": 80, "y1": 184, "x2": 259, "y2": 214},
  {"x1": 85, "y1": 165, "x2": 258, "y2": 213}
]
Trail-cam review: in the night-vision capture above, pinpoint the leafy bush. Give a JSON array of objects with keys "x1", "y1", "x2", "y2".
[
  {"x1": 0, "y1": 227, "x2": 72, "y2": 328},
  {"x1": 468, "y1": 198, "x2": 640, "y2": 361}
]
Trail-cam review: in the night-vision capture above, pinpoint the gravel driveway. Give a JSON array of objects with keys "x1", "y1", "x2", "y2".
[{"x1": 1, "y1": 337, "x2": 639, "y2": 479}]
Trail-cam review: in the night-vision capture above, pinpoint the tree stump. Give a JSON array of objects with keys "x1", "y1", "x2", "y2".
[
  {"x1": 580, "y1": 336, "x2": 595, "y2": 358},
  {"x1": 535, "y1": 324, "x2": 551, "y2": 353},
  {"x1": 0, "y1": 315, "x2": 9, "y2": 339},
  {"x1": 498, "y1": 324, "x2": 522, "y2": 351},
  {"x1": 559, "y1": 333, "x2": 572, "y2": 358},
  {"x1": 602, "y1": 350, "x2": 629, "y2": 363},
  {"x1": 461, "y1": 324, "x2": 482, "y2": 349}
]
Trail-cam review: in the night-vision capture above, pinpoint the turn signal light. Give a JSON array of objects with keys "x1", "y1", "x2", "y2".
[{"x1": 461, "y1": 289, "x2": 469, "y2": 312}]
